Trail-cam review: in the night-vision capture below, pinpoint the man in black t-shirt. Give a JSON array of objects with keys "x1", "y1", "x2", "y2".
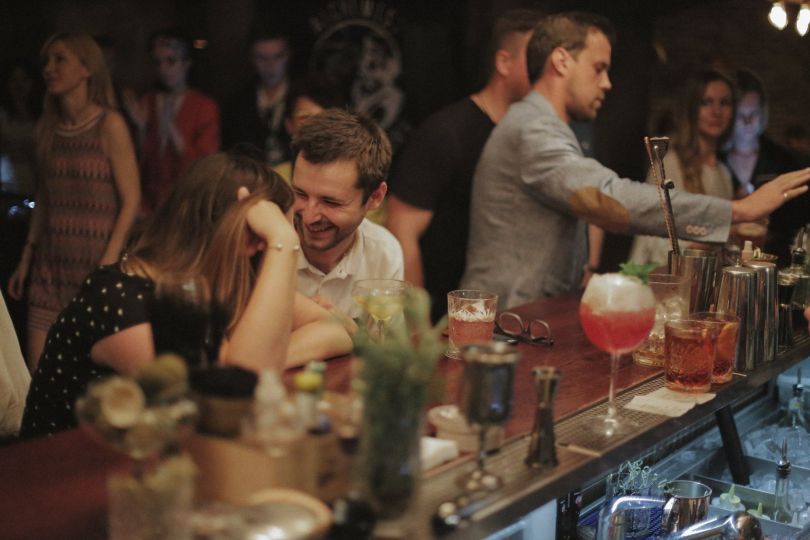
[{"x1": 386, "y1": 9, "x2": 543, "y2": 321}]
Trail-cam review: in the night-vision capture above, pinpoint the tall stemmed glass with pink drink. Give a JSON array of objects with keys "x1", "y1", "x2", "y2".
[{"x1": 579, "y1": 270, "x2": 656, "y2": 436}]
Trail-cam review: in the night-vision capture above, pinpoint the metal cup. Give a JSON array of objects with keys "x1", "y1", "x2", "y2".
[
  {"x1": 669, "y1": 248, "x2": 718, "y2": 312},
  {"x1": 459, "y1": 342, "x2": 519, "y2": 427},
  {"x1": 715, "y1": 265, "x2": 758, "y2": 371},
  {"x1": 744, "y1": 261, "x2": 777, "y2": 364},
  {"x1": 661, "y1": 480, "x2": 712, "y2": 534}
]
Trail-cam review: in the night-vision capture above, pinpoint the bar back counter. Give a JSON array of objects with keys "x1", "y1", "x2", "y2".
[{"x1": 412, "y1": 295, "x2": 810, "y2": 539}]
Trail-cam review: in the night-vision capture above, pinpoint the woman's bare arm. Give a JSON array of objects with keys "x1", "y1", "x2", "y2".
[
  {"x1": 222, "y1": 198, "x2": 299, "y2": 373},
  {"x1": 90, "y1": 323, "x2": 155, "y2": 376},
  {"x1": 285, "y1": 293, "x2": 353, "y2": 368},
  {"x1": 100, "y1": 111, "x2": 141, "y2": 265},
  {"x1": 8, "y1": 179, "x2": 48, "y2": 299}
]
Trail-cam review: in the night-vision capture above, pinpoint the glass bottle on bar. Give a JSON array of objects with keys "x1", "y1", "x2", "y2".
[
  {"x1": 779, "y1": 369, "x2": 809, "y2": 432},
  {"x1": 772, "y1": 440, "x2": 793, "y2": 524},
  {"x1": 779, "y1": 227, "x2": 810, "y2": 338}
]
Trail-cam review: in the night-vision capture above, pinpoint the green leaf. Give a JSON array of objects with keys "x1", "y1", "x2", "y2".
[{"x1": 618, "y1": 261, "x2": 658, "y2": 284}]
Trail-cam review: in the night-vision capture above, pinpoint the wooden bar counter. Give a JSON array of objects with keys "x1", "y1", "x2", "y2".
[
  {"x1": 318, "y1": 292, "x2": 662, "y2": 438},
  {"x1": 1, "y1": 293, "x2": 808, "y2": 540}
]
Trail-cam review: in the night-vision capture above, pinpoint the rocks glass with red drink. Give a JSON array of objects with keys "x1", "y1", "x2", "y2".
[
  {"x1": 664, "y1": 320, "x2": 713, "y2": 392},
  {"x1": 579, "y1": 273, "x2": 656, "y2": 436}
]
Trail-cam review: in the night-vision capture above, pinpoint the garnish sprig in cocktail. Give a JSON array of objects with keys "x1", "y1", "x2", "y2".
[{"x1": 618, "y1": 262, "x2": 659, "y2": 285}]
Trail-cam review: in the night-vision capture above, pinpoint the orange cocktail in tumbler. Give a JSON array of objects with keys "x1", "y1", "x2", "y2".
[{"x1": 579, "y1": 272, "x2": 655, "y2": 436}]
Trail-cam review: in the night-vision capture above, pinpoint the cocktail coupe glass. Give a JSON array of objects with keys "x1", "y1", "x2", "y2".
[
  {"x1": 579, "y1": 273, "x2": 656, "y2": 437},
  {"x1": 351, "y1": 279, "x2": 410, "y2": 341},
  {"x1": 457, "y1": 342, "x2": 519, "y2": 493}
]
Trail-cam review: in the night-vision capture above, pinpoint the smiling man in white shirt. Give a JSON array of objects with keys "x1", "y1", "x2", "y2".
[{"x1": 291, "y1": 109, "x2": 403, "y2": 319}]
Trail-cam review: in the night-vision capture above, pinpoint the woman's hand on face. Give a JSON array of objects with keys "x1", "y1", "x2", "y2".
[{"x1": 238, "y1": 188, "x2": 297, "y2": 245}]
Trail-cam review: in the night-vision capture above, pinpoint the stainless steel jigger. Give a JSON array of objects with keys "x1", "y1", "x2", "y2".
[
  {"x1": 526, "y1": 366, "x2": 560, "y2": 468},
  {"x1": 457, "y1": 342, "x2": 519, "y2": 493}
]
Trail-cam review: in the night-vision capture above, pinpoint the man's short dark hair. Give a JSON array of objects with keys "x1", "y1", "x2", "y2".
[
  {"x1": 735, "y1": 68, "x2": 766, "y2": 105},
  {"x1": 734, "y1": 68, "x2": 769, "y2": 128},
  {"x1": 249, "y1": 25, "x2": 289, "y2": 47},
  {"x1": 526, "y1": 11, "x2": 616, "y2": 84},
  {"x1": 284, "y1": 77, "x2": 347, "y2": 121},
  {"x1": 486, "y1": 8, "x2": 545, "y2": 73},
  {"x1": 292, "y1": 109, "x2": 392, "y2": 202},
  {"x1": 150, "y1": 28, "x2": 192, "y2": 59}
]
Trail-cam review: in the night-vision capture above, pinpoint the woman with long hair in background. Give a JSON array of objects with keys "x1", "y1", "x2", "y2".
[
  {"x1": 7, "y1": 33, "x2": 140, "y2": 371},
  {"x1": 630, "y1": 69, "x2": 736, "y2": 266}
]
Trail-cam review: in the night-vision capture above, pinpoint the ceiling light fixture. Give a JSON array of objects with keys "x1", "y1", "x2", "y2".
[
  {"x1": 797, "y1": 4, "x2": 810, "y2": 35},
  {"x1": 769, "y1": 1, "x2": 789, "y2": 29}
]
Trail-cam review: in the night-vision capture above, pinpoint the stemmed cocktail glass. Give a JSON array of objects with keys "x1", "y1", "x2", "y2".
[
  {"x1": 352, "y1": 279, "x2": 409, "y2": 341},
  {"x1": 457, "y1": 342, "x2": 519, "y2": 492},
  {"x1": 579, "y1": 273, "x2": 655, "y2": 437}
]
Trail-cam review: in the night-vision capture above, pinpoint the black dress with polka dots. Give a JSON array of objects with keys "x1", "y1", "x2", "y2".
[{"x1": 20, "y1": 265, "x2": 154, "y2": 439}]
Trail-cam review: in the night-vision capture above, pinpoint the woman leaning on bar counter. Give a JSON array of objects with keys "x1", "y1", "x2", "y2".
[{"x1": 19, "y1": 151, "x2": 353, "y2": 439}]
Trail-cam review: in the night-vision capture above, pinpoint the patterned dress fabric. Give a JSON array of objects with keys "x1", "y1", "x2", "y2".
[
  {"x1": 20, "y1": 265, "x2": 153, "y2": 438},
  {"x1": 28, "y1": 112, "x2": 118, "y2": 332}
]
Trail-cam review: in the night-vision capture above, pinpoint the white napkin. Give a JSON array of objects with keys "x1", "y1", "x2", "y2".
[
  {"x1": 624, "y1": 387, "x2": 716, "y2": 417},
  {"x1": 421, "y1": 437, "x2": 459, "y2": 471}
]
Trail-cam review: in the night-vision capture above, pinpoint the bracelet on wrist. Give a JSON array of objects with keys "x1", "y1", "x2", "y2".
[{"x1": 270, "y1": 242, "x2": 301, "y2": 252}]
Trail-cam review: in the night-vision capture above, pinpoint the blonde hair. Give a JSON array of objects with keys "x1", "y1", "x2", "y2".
[
  {"x1": 38, "y1": 32, "x2": 117, "y2": 162},
  {"x1": 126, "y1": 152, "x2": 294, "y2": 332}
]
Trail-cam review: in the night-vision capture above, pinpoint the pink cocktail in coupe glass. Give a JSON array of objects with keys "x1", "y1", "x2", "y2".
[{"x1": 579, "y1": 273, "x2": 655, "y2": 436}]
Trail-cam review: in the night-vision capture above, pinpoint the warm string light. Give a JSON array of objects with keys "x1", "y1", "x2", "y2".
[
  {"x1": 769, "y1": 1, "x2": 788, "y2": 29},
  {"x1": 798, "y1": 4, "x2": 810, "y2": 35},
  {"x1": 768, "y1": 1, "x2": 810, "y2": 35}
]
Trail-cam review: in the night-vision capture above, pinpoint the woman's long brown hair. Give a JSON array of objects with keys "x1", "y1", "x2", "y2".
[
  {"x1": 671, "y1": 69, "x2": 736, "y2": 194},
  {"x1": 125, "y1": 151, "x2": 293, "y2": 331}
]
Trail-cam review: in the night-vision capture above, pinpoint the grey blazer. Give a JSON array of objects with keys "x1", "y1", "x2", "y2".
[{"x1": 462, "y1": 91, "x2": 731, "y2": 309}]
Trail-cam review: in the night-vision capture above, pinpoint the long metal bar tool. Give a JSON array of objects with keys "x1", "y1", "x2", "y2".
[{"x1": 644, "y1": 136, "x2": 679, "y2": 256}]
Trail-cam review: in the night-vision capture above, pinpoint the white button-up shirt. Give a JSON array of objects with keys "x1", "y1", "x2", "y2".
[{"x1": 297, "y1": 219, "x2": 404, "y2": 319}]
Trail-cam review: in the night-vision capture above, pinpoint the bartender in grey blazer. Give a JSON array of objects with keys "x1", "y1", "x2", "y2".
[{"x1": 462, "y1": 11, "x2": 810, "y2": 309}]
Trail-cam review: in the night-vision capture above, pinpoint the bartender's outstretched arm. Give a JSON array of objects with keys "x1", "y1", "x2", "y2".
[{"x1": 731, "y1": 168, "x2": 810, "y2": 223}]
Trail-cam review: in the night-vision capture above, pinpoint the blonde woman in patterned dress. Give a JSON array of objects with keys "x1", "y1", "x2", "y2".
[{"x1": 7, "y1": 33, "x2": 140, "y2": 371}]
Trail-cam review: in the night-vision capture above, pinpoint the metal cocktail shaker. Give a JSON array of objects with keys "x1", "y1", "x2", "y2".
[
  {"x1": 669, "y1": 248, "x2": 719, "y2": 312},
  {"x1": 744, "y1": 260, "x2": 777, "y2": 364},
  {"x1": 715, "y1": 265, "x2": 758, "y2": 371}
]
